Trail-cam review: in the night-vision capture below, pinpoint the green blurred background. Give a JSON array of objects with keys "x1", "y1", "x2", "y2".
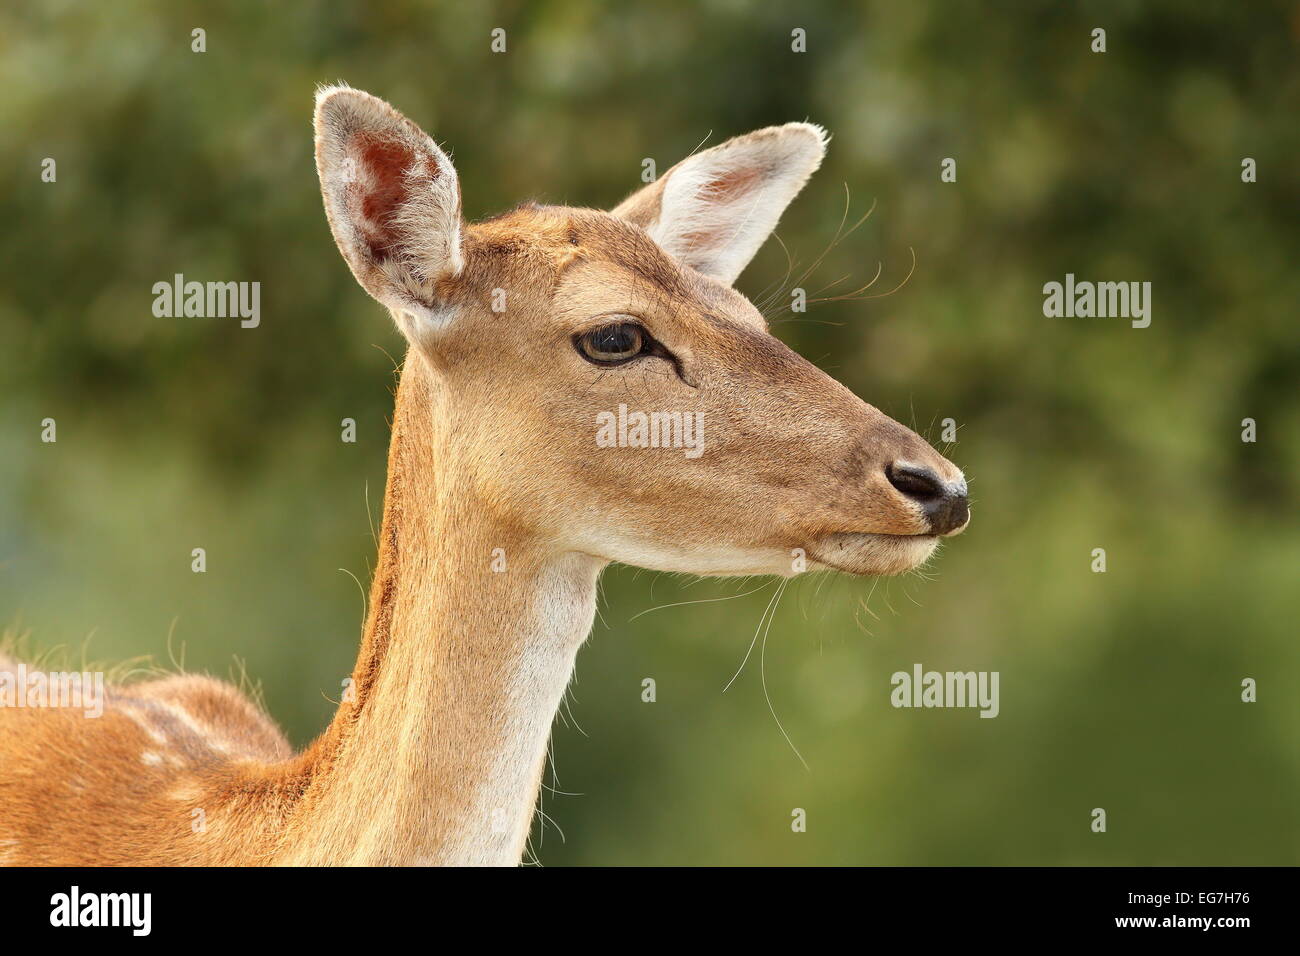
[{"x1": 2, "y1": 1, "x2": 1297, "y2": 864}]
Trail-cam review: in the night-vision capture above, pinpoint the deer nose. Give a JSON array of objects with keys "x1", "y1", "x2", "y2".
[{"x1": 885, "y1": 462, "x2": 969, "y2": 536}]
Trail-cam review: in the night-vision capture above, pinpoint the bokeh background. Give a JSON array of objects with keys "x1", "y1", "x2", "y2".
[{"x1": 2, "y1": 0, "x2": 1297, "y2": 864}]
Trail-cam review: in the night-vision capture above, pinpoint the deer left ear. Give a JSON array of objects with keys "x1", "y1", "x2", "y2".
[
  {"x1": 314, "y1": 84, "x2": 465, "y2": 344},
  {"x1": 612, "y1": 122, "x2": 828, "y2": 285}
]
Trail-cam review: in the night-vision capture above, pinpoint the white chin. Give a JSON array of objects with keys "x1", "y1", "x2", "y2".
[{"x1": 807, "y1": 532, "x2": 940, "y2": 576}]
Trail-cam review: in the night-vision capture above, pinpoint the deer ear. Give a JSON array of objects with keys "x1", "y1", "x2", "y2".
[
  {"x1": 314, "y1": 85, "x2": 464, "y2": 342},
  {"x1": 612, "y1": 123, "x2": 828, "y2": 285}
]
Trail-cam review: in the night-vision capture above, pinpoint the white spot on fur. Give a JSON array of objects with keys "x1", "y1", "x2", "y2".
[
  {"x1": 152, "y1": 697, "x2": 233, "y2": 755},
  {"x1": 168, "y1": 783, "x2": 201, "y2": 802},
  {"x1": 124, "y1": 707, "x2": 169, "y2": 745}
]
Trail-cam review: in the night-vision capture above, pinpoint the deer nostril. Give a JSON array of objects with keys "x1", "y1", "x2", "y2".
[
  {"x1": 885, "y1": 463, "x2": 946, "y2": 501},
  {"x1": 885, "y1": 462, "x2": 970, "y2": 536}
]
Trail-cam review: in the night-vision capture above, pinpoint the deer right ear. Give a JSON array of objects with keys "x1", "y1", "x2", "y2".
[
  {"x1": 612, "y1": 122, "x2": 828, "y2": 286},
  {"x1": 314, "y1": 85, "x2": 464, "y2": 344}
]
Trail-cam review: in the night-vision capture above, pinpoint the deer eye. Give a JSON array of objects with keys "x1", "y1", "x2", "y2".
[{"x1": 575, "y1": 322, "x2": 646, "y2": 365}]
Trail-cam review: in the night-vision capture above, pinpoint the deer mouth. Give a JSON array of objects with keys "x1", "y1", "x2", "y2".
[{"x1": 807, "y1": 531, "x2": 940, "y2": 576}]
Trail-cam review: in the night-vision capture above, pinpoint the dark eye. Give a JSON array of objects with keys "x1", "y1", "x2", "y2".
[{"x1": 576, "y1": 322, "x2": 647, "y2": 365}]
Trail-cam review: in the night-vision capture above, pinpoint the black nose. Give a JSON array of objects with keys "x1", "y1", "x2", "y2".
[{"x1": 885, "y1": 462, "x2": 969, "y2": 535}]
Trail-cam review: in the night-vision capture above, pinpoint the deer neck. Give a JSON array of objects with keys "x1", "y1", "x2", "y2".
[{"x1": 280, "y1": 351, "x2": 601, "y2": 866}]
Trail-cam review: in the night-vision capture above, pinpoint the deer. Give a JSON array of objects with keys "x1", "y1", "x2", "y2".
[{"x1": 0, "y1": 86, "x2": 968, "y2": 867}]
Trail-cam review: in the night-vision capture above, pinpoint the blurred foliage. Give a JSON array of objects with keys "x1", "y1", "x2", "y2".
[{"x1": 1, "y1": 0, "x2": 1297, "y2": 864}]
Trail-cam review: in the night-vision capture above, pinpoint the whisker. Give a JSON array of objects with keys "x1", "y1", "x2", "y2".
[
  {"x1": 723, "y1": 579, "x2": 784, "y2": 693},
  {"x1": 630, "y1": 580, "x2": 774, "y2": 622},
  {"x1": 759, "y1": 580, "x2": 808, "y2": 770}
]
